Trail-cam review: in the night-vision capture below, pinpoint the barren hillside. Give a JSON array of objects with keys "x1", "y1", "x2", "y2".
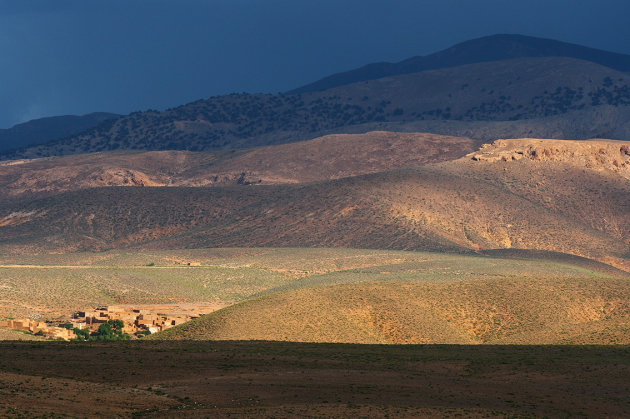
[
  {"x1": 0, "y1": 138, "x2": 627, "y2": 270},
  {"x1": 0, "y1": 131, "x2": 478, "y2": 198}
]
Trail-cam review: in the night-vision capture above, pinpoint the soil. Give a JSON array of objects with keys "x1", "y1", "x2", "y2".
[{"x1": 0, "y1": 341, "x2": 628, "y2": 417}]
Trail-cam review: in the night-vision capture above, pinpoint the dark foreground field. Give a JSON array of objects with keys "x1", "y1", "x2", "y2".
[{"x1": 1, "y1": 341, "x2": 629, "y2": 418}]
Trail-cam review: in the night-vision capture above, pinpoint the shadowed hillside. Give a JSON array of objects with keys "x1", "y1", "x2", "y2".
[
  {"x1": 1, "y1": 342, "x2": 629, "y2": 417},
  {"x1": 290, "y1": 34, "x2": 630, "y2": 93},
  {"x1": 0, "y1": 113, "x2": 119, "y2": 153},
  {"x1": 4, "y1": 57, "x2": 630, "y2": 159}
]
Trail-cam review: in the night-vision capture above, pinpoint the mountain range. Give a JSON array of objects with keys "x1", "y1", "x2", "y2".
[
  {"x1": 0, "y1": 34, "x2": 628, "y2": 272},
  {"x1": 2, "y1": 34, "x2": 630, "y2": 159},
  {"x1": 0, "y1": 112, "x2": 118, "y2": 153},
  {"x1": 290, "y1": 34, "x2": 630, "y2": 93}
]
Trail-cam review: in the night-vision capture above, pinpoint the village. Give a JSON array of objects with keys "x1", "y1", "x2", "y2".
[{"x1": 0, "y1": 303, "x2": 224, "y2": 340}]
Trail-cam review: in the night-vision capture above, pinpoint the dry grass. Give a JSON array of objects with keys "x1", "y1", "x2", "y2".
[
  {"x1": 0, "y1": 327, "x2": 42, "y2": 341},
  {"x1": 1, "y1": 247, "x2": 622, "y2": 330},
  {"x1": 155, "y1": 277, "x2": 630, "y2": 345},
  {"x1": 147, "y1": 248, "x2": 630, "y2": 344},
  {"x1": 0, "y1": 248, "x2": 464, "y2": 320}
]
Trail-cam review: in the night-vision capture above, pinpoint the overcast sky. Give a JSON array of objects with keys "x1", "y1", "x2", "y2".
[{"x1": 1, "y1": 0, "x2": 630, "y2": 128}]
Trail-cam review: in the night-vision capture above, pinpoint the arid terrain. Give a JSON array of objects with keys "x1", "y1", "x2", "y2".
[
  {"x1": 1, "y1": 247, "x2": 628, "y2": 345},
  {"x1": 1, "y1": 136, "x2": 627, "y2": 272},
  {"x1": 0, "y1": 131, "x2": 478, "y2": 198},
  {"x1": 0, "y1": 341, "x2": 629, "y2": 417},
  {"x1": 1, "y1": 31, "x2": 630, "y2": 418}
]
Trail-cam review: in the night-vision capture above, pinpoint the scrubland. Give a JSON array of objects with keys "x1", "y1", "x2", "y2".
[
  {"x1": 155, "y1": 262, "x2": 630, "y2": 344},
  {"x1": 2, "y1": 247, "x2": 628, "y2": 346}
]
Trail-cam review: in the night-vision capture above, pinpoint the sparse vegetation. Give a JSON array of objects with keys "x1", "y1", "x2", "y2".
[
  {"x1": 5, "y1": 57, "x2": 630, "y2": 159},
  {"x1": 153, "y1": 265, "x2": 630, "y2": 344},
  {"x1": 1, "y1": 247, "x2": 627, "y2": 337},
  {"x1": 0, "y1": 341, "x2": 629, "y2": 417},
  {"x1": 1, "y1": 138, "x2": 627, "y2": 271}
]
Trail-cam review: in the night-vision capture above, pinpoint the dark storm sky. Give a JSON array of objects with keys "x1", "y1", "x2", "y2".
[{"x1": 2, "y1": 0, "x2": 630, "y2": 128}]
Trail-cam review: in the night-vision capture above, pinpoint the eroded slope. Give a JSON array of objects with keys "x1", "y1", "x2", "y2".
[
  {"x1": 0, "y1": 131, "x2": 477, "y2": 198},
  {"x1": 0, "y1": 138, "x2": 627, "y2": 270}
]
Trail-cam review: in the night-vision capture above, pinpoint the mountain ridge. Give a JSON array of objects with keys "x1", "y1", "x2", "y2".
[
  {"x1": 0, "y1": 131, "x2": 478, "y2": 199},
  {"x1": 290, "y1": 34, "x2": 630, "y2": 93},
  {"x1": 0, "y1": 112, "x2": 119, "y2": 153},
  {"x1": 4, "y1": 57, "x2": 630, "y2": 160}
]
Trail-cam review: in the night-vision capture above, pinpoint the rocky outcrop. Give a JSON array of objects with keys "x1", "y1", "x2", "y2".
[{"x1": 470, "y1": 138, "x2": 630, "y2": 178}]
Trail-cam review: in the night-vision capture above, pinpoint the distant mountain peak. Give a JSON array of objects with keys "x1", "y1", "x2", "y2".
[
  {"x1": 0, "y1": 112, "x2": 119, "y2": 153},
  {"x1": 289, "y1": 34, "x2": 630, "y2": 94}
]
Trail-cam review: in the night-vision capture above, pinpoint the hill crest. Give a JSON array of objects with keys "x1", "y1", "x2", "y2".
[
  {"x1": 290, "y1": 34, "x2": 630, "y2": 93},
  {"x1": 469, "y1": 138, "x2": 630, "y2": 178},
  {"x1": 4, "y1": 57, "x2": 630, "y2": 159},
  {"x1": 0, "y1": 113, "x2": 119, "y2": 153},
  {"x1": 0, "y1": 131, "x2": 478, "y2": 198}
]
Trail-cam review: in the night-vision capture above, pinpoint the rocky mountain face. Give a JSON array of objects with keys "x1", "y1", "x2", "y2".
[{"x1": 470, "y1": 138, "x2": 630, "y2": 177}]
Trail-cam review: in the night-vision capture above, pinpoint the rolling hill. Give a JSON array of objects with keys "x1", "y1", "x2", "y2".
[
  {"x1": 2, "y1": 247, "x2": 628, "y2": 345},
  {"x1": 154, "y1": 278, "x2": 630, "y2": 344},
  {"x1": 290, "y1": 34, "x2": 630, "y2": 93},
  {"x1": 0, "y1": 131, "x2": 478, "y2": 199},
  {"x1": 0, "y1": 138, "x2": 627, "y2": 271},
  {"x1": 152, "y1": 250, "x2": 630, "y2": 344},
  {"x1": 3, "y1": 56, "x2": 630, "y2": 159}
]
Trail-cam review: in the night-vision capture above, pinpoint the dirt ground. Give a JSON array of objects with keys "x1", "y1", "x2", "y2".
[{"x1": 0, "y1": 341, "x2": 629, "y2": 417}]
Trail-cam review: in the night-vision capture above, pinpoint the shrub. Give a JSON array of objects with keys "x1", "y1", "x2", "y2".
[{"x1": 73, "y1": 328, "x2": 91, "y2": 341}]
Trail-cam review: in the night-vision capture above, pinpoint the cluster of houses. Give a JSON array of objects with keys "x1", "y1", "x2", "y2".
[
  {"x1": 70, "y1": 303, "x2": 222, "y2": 335},
  {"x1": 0, "y1": 303, "x2": 223, "y2": 340},
  {"x1": 0, "y1": 318, "x2": 76, "y2": 340}
]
